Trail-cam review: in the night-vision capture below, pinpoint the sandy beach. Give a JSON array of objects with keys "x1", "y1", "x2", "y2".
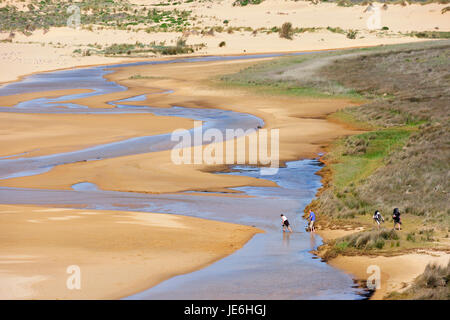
[
  {"x1": 1, "y1": 48, "x2": 447, "y2": 300},
  {"x1": 0, "y1": 112, "x2": 194, "y2": 158},
  {"x1": 0, "y1": 204, "x2": 260, "y2": 299},
  {"x1": 0, "y1": 54, "x2": 363, "y2": 299},
  {"x1": 0, "y1": 58, "x2": 361, "y2": 193},
  {"x1": 1, "y1": 49, "x2": 447, "y2": 299},
  {"x1": 1, "y1": 0, "x2": 448, "y2": 300}
]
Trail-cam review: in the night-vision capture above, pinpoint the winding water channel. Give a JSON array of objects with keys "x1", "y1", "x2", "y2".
[{"x1": 0, "y1": 53, "x2": 365, "y2": 299}]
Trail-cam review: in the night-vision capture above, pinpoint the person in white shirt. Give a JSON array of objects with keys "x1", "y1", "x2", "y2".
[
  {"x1": 373, "y1": 210, "x2": 384, "y2": 229},
  {"x1": 280, "y1": 214, "x2": 293, "y2": 233}
]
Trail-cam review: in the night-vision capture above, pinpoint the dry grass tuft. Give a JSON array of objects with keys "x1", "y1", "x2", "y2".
[{"x1": 388, "y1": 261, "x2": 450, "y2": 299}]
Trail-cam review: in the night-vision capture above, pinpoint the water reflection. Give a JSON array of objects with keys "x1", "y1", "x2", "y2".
[
  {"x1": 309, "y1": 232, "x2": 318, "y2": 250},
  {"x1": 283, "y1": 232, "x2": 291, "y2": 248}
]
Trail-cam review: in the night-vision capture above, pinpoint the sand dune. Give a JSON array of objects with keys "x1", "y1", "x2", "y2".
[
  {"x1": 1, "y1": 2, "x2": 448, "y2": 83},
  {"x1": 329, "y1": 252, "x2": 450, "y2": 300},
  {"x1": 317, "y1": 227, "x2": 450, "y2": 300}
]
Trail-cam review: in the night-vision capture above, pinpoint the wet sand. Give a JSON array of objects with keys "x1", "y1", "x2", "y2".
[
  {"x1": 0, "y1": 57, "x2": 361, "y2": 193},
  {"x1": 0, "y1": 204, "x2": 260, "y2": 299},
  {"x1": 0, "y1": 112, "x2": 193, "y2": 158},
  {"x1": 0, "y1": 52, "x2": 367, "y2": 299},
  {"x1": 1, "y1": 0, "x2": 448, "y2": 299},
  {"x1": 0, "y1": 89, "x2": 93, "y2": 107},
  {"x1": 0, "y1": 160, "x2": 365, "y2": 300}
]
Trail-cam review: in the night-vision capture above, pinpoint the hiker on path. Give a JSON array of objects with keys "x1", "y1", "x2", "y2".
[{"x1": 373, "y1": 210, "x2": 384, "y2": 229}]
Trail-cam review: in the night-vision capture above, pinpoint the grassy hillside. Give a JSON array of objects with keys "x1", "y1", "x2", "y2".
[
  {"x1": 220, "y1": 40, "x2": 449, "y2": 299},
  {"x1": 221, "y1": 40, "x2": 450, "y2": 256},
  {"x1": 311, "y1": 42, "x2": 449, "y2": 225}
]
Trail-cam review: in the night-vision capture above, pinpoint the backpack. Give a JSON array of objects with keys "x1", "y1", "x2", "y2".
[
  {"x1": 393, "y1": 208, "x2": 400, "y2": 220},
  {"x1": 373, "y1": 211, "x2": 380, "y2": 220}
]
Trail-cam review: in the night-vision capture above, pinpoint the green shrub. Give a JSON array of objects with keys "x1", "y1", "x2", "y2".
[
  {"x1": 336, "y1": 228, "x2": 399, "y2": 250},
  {"x1": 375, "y1": 239, "x2": 385, "y2": 249},
  {"x1": 346, "y1": 30, "x2": 358, "y2": 39},
  {"x1": 232, "y1": 0, "x2": 265, "y2": 6}
]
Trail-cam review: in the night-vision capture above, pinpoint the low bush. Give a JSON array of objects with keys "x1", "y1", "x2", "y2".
[
  {"x1": 337, "y1": 228, "x2": 399, "y2": 250},
  {"x1": 279, "y1": 22, "x2": 294, "y2": 40},
  {"x1": 389, "y1": 261, "x2": 450, "y2": 299},
  {"x1": 346, "y1": 30, "x2": 358, "y2": 39},
  {"x1": 232, "y1": 0, "x2": 265, "y2": 6}
]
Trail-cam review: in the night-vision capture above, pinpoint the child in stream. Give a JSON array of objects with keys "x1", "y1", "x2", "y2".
[{"x1": 281, "y1": 214, "x2": 293, "y2": 233}]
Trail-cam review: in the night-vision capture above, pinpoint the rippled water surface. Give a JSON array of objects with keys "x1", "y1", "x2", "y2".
[{"x1": 0, "y1": 52, "x2": 363, "y2": 299}]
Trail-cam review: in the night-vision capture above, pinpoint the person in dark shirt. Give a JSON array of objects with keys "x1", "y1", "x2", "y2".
[{"x1": 392, "y1": 208, "x2": 402, "y2": 231}]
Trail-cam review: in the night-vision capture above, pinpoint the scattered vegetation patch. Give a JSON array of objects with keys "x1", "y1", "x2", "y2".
[
  {"x1": 387, "y1": 261, "x2": 450, "y2": 299},
  {"x1": 0, "y1": 0, "x2": 193, "y2": 34},
  {"x1": 346, "y1": 29, "x2": 358, "y2": 39},
  {"x1": 232, "y1": 0, "x2": 265, "y2": 6},
  {"x1": 409, "y1": 31, "x2": 450, "y2": 39},
  {"x1": 128, "y1": 74, "x2": 166, "y2": 80},
  {"x1": 75, "y1": 38, "x2": 205, "y2": 57}
]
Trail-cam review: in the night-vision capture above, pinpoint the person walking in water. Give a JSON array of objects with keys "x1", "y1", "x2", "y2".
[
  {"x1": 308, "y1": 210, "x2": 316, "y2": 233},
  {"x1": 392, "y1": 208, "x2": 402, "y2": 231},
  {"x1": 373, "y1": 210, "x2": 384, "y2": 229},
  {"x1": 281, "y1": 214, "x2": 293, "y2": 233}
]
